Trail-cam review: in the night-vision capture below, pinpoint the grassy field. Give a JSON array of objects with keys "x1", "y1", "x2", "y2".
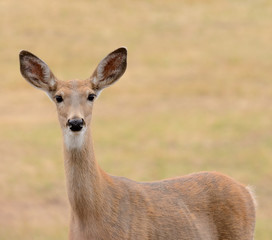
[{"x1": 1, "y1": 0, "x2": 272, "y2": 239}]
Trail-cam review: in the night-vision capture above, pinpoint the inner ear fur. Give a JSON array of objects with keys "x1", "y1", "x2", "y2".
[
  {"x1": 91, "y1": 47, "x2": 127, "y2": 91},
  {"x1": 19, "y1": 50, "x2": 57, "y2": 92}
]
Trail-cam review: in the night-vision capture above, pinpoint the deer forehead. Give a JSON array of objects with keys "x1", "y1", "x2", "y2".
[{"x1": 56, "y1": 79, "x2": 95, "y2": 99}]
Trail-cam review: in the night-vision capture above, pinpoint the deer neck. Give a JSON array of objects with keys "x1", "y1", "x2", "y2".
[{"x1": 63, "y1": 128, "x2": 106, "y2": 222}]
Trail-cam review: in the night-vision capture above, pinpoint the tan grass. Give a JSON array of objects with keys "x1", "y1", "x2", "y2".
[{"x1": 0, "y1": 0, "x2": 272, "y2": 239}]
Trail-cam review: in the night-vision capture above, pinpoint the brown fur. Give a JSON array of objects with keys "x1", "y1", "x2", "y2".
[{"x1": 19, "y1": 48, "x2": 256, "y2": 240}]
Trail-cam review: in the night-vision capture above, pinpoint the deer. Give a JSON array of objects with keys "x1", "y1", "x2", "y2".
[{"x1": 19, "y1": 47, "x2": 256, "y2": 240}]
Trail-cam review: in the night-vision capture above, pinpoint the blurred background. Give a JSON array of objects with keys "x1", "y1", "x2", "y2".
[{"x1": 0, "y1": 0, "x2": 272, "y2": 239}]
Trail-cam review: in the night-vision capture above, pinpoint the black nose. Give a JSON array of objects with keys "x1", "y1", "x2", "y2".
[{"x1": 67, "y1": 118, "x2": 84, "y2": 132}]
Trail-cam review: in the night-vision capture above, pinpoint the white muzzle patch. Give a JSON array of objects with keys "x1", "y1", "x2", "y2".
[{"x1": 64, "y1": 127, "x2": 86, "y2": 150}]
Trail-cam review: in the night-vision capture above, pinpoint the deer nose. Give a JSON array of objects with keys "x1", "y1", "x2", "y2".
[{"x1": 67, "y1": 118, "x2": 85, "y2": 132}]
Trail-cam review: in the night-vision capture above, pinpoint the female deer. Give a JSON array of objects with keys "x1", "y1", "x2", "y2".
[{"x1": 19, "y1": 48, "x2": 256, "y2": 240}]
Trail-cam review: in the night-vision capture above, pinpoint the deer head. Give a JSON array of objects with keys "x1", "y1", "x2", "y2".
[{"x1": 19, "y1": 48, "x2": 127, "y2": 149}]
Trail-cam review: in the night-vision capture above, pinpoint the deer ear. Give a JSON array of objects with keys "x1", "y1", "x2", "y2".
[
  {"x1": 91, "y1": 47, "x2": 127, "y2": 92},
  {"x1": 19, "y1": 50, "x2": 57, "y2": 92}
]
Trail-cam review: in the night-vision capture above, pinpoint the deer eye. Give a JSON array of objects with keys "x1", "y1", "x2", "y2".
[
  {"x1": 87, "y1": 94, "x2": 96, "y2": 102},
  {"x1": 55, "y1": 95, "x2": 63, "y2": 103}
]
